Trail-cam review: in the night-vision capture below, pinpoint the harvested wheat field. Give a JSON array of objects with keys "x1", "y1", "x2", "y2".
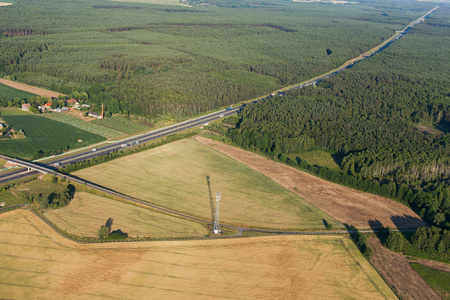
[
  {"x1": 44, "y1": 192, "x2": 208, "y2": 238},
  {"x1": 0, "y1": 78, "x2": 64, "y2": 98},
  {"x1": 0, "y1": 209, "x2": 396, "y2": 299},
  {"x1": 74, "y1": 138, "x2": 341, "y2": 230},
  {"x1": 196, "y1": 136, "x2": 426, "y2": 230}
]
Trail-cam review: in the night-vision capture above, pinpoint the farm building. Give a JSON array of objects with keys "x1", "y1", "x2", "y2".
[
  {"x1": 66, "y1": 99, "x2": 79, "y2": 106},
  {"x1": 21, "y1": 103, "x2": 31, "y2": 111},
  {"x1": 88, "y1": 112, "x2": 102, "y2": 119}
]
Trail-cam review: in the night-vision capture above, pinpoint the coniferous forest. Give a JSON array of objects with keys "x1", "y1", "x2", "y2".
[
  {"x1": 0, "y1": 0, "x2": 437, "y2": 117},
  {"x1": 227, "y1": 10, "x2": 450, "y2": 240}
]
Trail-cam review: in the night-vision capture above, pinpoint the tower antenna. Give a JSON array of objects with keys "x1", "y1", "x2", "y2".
[{"x1": 213, "y1": 192, "x2": 222, "y2": 234}]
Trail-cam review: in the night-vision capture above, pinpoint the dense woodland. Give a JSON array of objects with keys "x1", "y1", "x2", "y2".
[
  {"x1": 0, "y1": 0, "x2": 435, "y2": 117},
  {"x1": 227, "y1": 13, "x2": 450, "y2": 247}
]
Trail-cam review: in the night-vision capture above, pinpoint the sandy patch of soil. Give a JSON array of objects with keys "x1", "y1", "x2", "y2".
[
  {"x1": 195, "y1": 136, "x2": 426, "y2": 229},
  {"x1": 0, "y1": 78, "x2": 65, "y2": 98},
  {"x1": 0, "y1": 2, "x2": 13, "y2": 6},
  {"x1": 368, "y1": 237, "x2": 441, "y2": 300}
]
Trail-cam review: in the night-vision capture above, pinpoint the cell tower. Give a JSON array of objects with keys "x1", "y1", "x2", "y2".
[{"x1": 213, "y1": 192, "x2": 222, "y2": 234}]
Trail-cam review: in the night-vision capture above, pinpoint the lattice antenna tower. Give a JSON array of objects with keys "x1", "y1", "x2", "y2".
[{"x1": 213, "y1": 192, "x2": 222, "y2": 234}]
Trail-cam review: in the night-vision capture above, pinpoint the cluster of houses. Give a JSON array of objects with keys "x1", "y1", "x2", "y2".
[
  {"x1": 21, "y1": 99, "x2": 96, "y2": 114},
  {"x1": 19, "y1": 99, "x2": 104, "y2": 119}
]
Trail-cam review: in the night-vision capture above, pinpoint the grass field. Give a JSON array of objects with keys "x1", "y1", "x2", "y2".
[
  {"x1": 0, "y1": 108, "x2": 104, "y2": 159},
  {"x1": 0, "y1": 83, "x2": 37, "y2": 101},
  {"x1": 44, "y1": 192, "x2": 208, "y2": 238},
  {"x1": 0, "y1": 209, "x2": 397, "y2": 299},
  {"x1": 74, "y1": 138, "x2": 341, "y2": 230},
  {"x1": 410, "y1": 263, "x2": 450, "y2": 299},
  {"x1": 42, "y1": 112, "x2": 123, "y2": 138},
  {"x1": 291, "y1": 149, "x2": 342, "y2": 171},
  {"x1": 92, "y1": 116, "x2": 150, "y2": 134}
]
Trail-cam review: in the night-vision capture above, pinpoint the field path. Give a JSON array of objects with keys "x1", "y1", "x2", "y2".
[
  {"x1": 195, "y1": 136, "x2": 426, "y2": 230},
  {"x1": 0, "y1": 78, "x2": 65, "y2": 98},
  {"x1": 368, "y1": 237, "x2": 441, "y2": 300}
]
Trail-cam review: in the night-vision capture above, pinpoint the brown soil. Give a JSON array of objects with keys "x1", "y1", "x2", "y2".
[
  {"x1": 0, "y1": 78, "x2": 65, "y2": 98},
  {"x1": 368, "y1": 237, "x2": 441, "y2": 300},
  {"x1": 407, "y1": 256, "x2": 450, "y2": 273},
  {"x1": 196, "y1": 136, "x2": 427, "y2": 230}
]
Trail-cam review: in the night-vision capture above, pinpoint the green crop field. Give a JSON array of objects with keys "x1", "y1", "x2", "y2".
[
  {"x1": 411, "y1": 263, "x2": 450, "y2": 300},
  {"x1": 44, "y1": 192, "x2": 208, "y2": 238},
  {"x1": 74, "y1": 138, "x2": 341, "y2": 230},
  {"x1": 42, "y1": 112, "x2": 123, "y2": 138},
  {"x1": 92, "y1": 116, "x2": 150, "y2": 134},
  {"x1": 0, "y1": 108, "x2": 104, "y2": 159},
  {"x1": 0, "y1": 83, "x2": 36, "y2": 101}
]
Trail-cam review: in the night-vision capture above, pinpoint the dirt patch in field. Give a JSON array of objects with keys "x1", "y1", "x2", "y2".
[
  {"x1": 0, "y1": 2, "x2": 13, "y2": 6},
  {"x1": 196, "y1": 136, "x2": 426, "y2": 229},
  {"x1": 0, "y1": 209, "x2": 396, "y2": 299},
  {"x1": 368, "y1": 237, "x2": 440, "y2": 300},
  {"x1": 0, "y1": 78, "x2": 65, "y2": 98}
]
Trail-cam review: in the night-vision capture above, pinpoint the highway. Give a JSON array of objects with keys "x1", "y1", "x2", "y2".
[{"x1": 0, "y1": 5, "x2": 438, "y2": 187}]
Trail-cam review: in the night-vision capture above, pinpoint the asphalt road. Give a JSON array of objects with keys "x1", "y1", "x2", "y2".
[{"x1": 0, "y1": 5, "x2": 437, "y2": 187}]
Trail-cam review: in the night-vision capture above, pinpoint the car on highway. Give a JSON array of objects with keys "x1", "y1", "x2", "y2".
[
  {"x1": 92, "y1": 148, "x2": 97, "y2": 152},
  {"x1": 219, "y1": 114, "x2": 224, "y2": 117}
]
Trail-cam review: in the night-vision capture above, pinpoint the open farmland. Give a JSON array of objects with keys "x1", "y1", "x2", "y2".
[
  {"x1": 0, "y1": 82, "x2": 36, "y2": 101},
  {"x1": 44, "y1": 192, "x2": 208, "y2": 238},
  {"x1": 42, "y1": 112, "x2": 123, "y2": 138},
  {"x1": 196, "y1": 136, "x2": 427, "y2": 229},
  {"x1": 74, "y1": 138, "x2": 341, "y2": 230},
  {"x1": 0, "y1": 209, "x2": 397, "y2": 299},
  {"x1": 92, "y1": 116, "x2": 150, "y2": 134},
  {"x1": 0, "y1": 108, "x2": 104, "y2": 159}
]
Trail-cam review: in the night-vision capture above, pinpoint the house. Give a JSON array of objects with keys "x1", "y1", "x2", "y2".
[
  {"x1": 88, "y1": 112, "x2": 102, "y2": 119},
  {"x1": 66, "y1": 99, "x2": 79, "y2": 106},
  {"x1": 22, "y1": 103, "x2": 31, "y2": 111},
  {"x1": 0, "y1": 123, "x2": 4, "y2": 130},
  {"x1": 53, "y1": 107, "x2": 70, "y2": 113},
  {"x1": 38, "y1": 103, "x2": 53, "y2": 112}
]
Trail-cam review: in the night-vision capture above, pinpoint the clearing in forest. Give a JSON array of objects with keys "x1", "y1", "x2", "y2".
[
  {"x1": 0, "y1": 78, "x2": 64, "y2": 98},
  {"x1": 44, "y1": 192, "x2": 208, "y2": 238},
  {"x1": 196, "y1": 136, "x2": 427, "y2": 229},
  {"x1": 0, "y1": 209, "x2": 397, "y2": 299},
  {"x1": 74, "y1": 138, "x2": 340, "y2": 230}
]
